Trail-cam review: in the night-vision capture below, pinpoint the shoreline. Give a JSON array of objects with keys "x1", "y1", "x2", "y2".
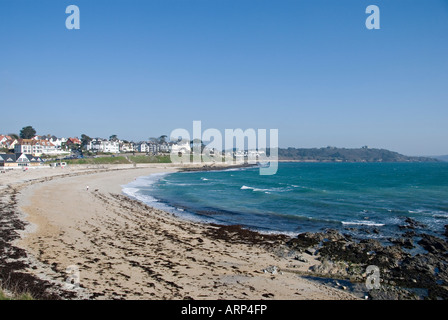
[
  {"x1": 3, "y1": 163, "x2": 446, "y2": 300},
  {"x1": 123, "y1": 168, "x2": 448, "y2": 300},
  {"x1": 1, "y1": 164, "x2": 358, "y2": 300}
]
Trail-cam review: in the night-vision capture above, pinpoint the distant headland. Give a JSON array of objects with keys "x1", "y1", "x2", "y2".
[{"x1": 276, "y1": 146, "x2": 439, "y2": 163}]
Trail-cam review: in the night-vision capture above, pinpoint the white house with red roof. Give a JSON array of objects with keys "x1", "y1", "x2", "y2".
[{"x1": 0, "y1": 135, "x2": 18, "y2": 150}]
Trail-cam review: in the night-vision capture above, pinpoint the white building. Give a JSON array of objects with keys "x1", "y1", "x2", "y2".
[
  {"x1": 14, "y1": 139, "x2": 58, "y2": 156},
  {"x1": 87, "y1": 139, "x2": 120, "y2": 154},
  {"x1": 0, "y1": 135, "x2": 10, "y2": 146},
  {"x1": 48, "y1": 136, "x2": 67, "y2": 149},
  {"x1": 136, "y1": 142, "x2": 149, "y2": 153},
  {"x1": 136, "y1": 142, "x2": 162, "y2": 154},
  {"x1": 119, "y1": 141, "x2": 135, "y2": 153},
  {"x1": 171, "y1": 140, "x2": 191, "y2": 155},
  {"x1": 0, "y1": 135, "x2": 17, "y2": 150},
  {"x1": 158, "y1": 142, "x2": 171, "y2": 153}
]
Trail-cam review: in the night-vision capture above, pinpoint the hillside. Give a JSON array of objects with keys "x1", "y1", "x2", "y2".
[
  {"x1": 431, "y1": 155, "x2": 448, "y2": 162},
  {"x1": 276, "y1": 147, "x2": 439, "y2": 162}
]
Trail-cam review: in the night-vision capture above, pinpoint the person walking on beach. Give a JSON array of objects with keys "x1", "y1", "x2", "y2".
[{"x1": 86, "y1": 185, "x2": 89, "y2": 191}]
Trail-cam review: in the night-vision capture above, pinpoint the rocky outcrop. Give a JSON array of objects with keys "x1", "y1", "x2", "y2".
[
  {"x1": 398, "y1": 217, "x2": 427, "y2": 230},
  {"x1": 389, "y1": 237, "x2": 414, "y2": 249},
  {"x1": 286, "y1": 232, "x2": 324, "y2": 250},
  {"x1": 418, "y1": 234, "x2": 448, "y2": 255},
  {"x1": 286, "y1": 228, "x2": 448, "y2": 300}
]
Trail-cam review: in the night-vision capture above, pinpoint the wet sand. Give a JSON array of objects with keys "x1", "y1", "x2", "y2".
[{"x1": 1, "y1": 164, "x2": 357, "y2": 300}]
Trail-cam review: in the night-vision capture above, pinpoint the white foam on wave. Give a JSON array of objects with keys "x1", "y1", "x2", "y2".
[
  {"x1": 341, "y1": 220, "x2": 385, "y2": 227},
  {"x1": 121, "y1": 172, "x2": 172, "y2": 205},
  {"x1": 241, "y1": 185, "x2": 270, "y2": 192},
  {"x1": 220, "y1": 166, "x2": 256, "y2": 173},
  {"x1": 248, "y1": 228, "x2": 299, "y2": 238},
  {"x1": 409, "y1": 209, "x2": 448, "y2": 219},
  {"x1": 121, "y1": 171, "x2": 217, "y2": 225},
  {"x1": 241, "y1": 185, "x2": 293, "y2": 193}
]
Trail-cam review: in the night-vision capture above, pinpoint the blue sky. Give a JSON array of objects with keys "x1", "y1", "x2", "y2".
[{"x1": 1, "y1": 0, "x2": 447, "y2": 156}]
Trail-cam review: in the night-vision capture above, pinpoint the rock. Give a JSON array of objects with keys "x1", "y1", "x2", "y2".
[
  {"x1": 263, "y1": 266, "x2": 279, "y2": 275},
  {"x1": 294, "y1": 255, "x2": 309, "y2": 263},
  {"x1": 359, "y1": 239, "x2": 383, "y2": 252},
  {"x1": 444, "y1": 225, "x2": 448, "y2": 239},
  {"x1": 309, "y1": 260, "x2": 335, "y2": 274},
  {"x1": 399, "y1": 217, "x2": 427, "y2": 230},
  {"x1": 287, "y1": 228, "x2": 448, "y2": 300},
  {"x1": 418, "y1": 234, "x2": 448, "y2": 255},
  {"x1": 403, "y1": 230, "x2": 417, "y2": 238},
  {"x1": 406, "y1": 217, "x2": 427, "y2": 228},
  {"x1": 324, "y1": 229, "x2": 342, "y2": 240},
  {"x1": 287, "y1": 232, "x2": 324, "y2": 249},
  {"x1": 382, "y1": 245, "x2": 407, "y2": 261},
  {"x1": 393, "y1": 253, "x2": 441, "y2": 291},
  {"x1": 389, "y1": 237, "x2": 415, "y2": 249}
]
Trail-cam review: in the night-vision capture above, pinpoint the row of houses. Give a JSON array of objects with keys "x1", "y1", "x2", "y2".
[
  {"x1": 85, "y1": 139, "x2": 181, "y2": 155},
  {"x1": 1, "y1": 133, "x2": 194, "y2": 157},
  {"x1": 0, "y1": 135, "x2": 82, "y2": 157}
]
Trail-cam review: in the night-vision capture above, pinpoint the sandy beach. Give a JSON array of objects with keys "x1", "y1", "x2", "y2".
[{"x1": 0, "y1": 164, "x2": 358, "y2": 300}]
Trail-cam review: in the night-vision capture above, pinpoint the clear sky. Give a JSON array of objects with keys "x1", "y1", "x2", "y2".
[{"x1": 1, "y1": 0, "x2": 447, "y2": 156}]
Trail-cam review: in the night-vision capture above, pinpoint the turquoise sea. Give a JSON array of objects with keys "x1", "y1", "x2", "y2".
[{"x1": 122, "y1": 162, "x2": 448, "y2": 240}]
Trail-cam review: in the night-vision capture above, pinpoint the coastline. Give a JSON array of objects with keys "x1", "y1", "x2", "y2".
[
  {"x1": 121, "y1": 164, "x2": 448, "y2": 300},
  {"x1": 1, "y1": 164, "x2": 358, "y2": 300}
]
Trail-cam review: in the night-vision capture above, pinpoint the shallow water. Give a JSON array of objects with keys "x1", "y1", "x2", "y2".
[{"x1": 123, "y1": 162, "x2": 448, "y2": 240}]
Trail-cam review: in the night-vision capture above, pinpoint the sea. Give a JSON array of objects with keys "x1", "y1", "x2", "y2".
[{"x1": 122, "y1": 162, "x2": 448, "y2": 241}]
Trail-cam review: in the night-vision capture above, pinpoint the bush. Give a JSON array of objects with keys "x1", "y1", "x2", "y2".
[{"x1": 0, "y1": 289, "x2": 33, "y2": 300}]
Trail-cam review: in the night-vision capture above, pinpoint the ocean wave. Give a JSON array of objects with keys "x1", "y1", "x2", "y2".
[
  {"x1": 121, "y1": 172, "x2": 175, "y2": 207},
  {"x1": 121, "y1": 187, "x2": 140, "y2": 199},
  {"x1": 246, "y1": 228, "x2": 299, "y2": 238},
  {"x1": 408, "y1": 209, "x2": 448, "y2": 219},
  {"x1": 220, "y1": 166, "x2": 258, "y2": 173},
  {"x1": 240, "y1": 185, "x2": 294, "y2": 193},
  {"x1": 341, "y1": 220, "x2": 385, "y2": 227},
  {"x1": 122, "y1": 172, "x2": 172, "y2": 189},
  {"x1": 240, "y1": 185, "x2": 270, "y2": 192},
  {"x1": 122, "y1": 187, "x2": 159, "y2": 204},
  {"x1": 170, "y1": 183, "x2": 196, "y2": 186}
]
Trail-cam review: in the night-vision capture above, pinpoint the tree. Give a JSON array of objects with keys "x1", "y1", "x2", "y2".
[
  {"x1": 19, "y1": 126, "x2": 36, "y2": 139},
  {"x1": 190, "y1": 139, "x2": 205, "y2": 152},
  {"x1": 109, "y1": 134, "x2": 118, "y2": 141},
  {"x1": 158, "y1": 135, "x2": 168, "y2": 144},
  {"x1": 81, "y1": 134, "x2": 92, "y2": 147}
]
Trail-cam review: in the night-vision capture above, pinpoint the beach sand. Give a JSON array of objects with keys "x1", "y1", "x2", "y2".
[{"x1": 1, "y1": 164, "x2": 357, "y2": 300}]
